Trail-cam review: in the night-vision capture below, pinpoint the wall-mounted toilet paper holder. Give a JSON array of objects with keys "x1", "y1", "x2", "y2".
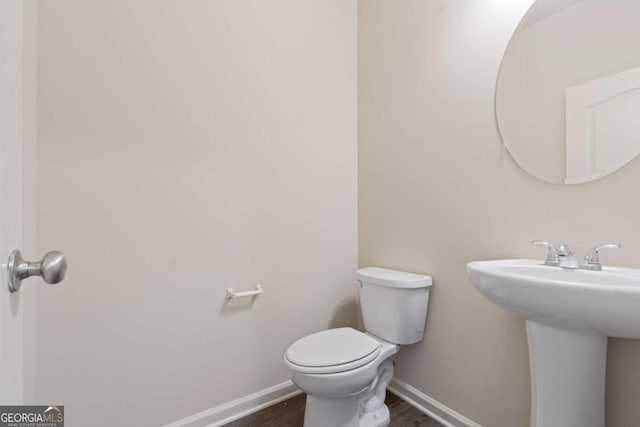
[{"x1": 226, "y1": 284, "x2": 263, "y2": 300}]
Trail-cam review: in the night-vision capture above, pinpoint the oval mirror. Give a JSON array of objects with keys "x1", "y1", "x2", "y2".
[{"x1": 496, "y1": 0, "x2": 640, "y2": 184}]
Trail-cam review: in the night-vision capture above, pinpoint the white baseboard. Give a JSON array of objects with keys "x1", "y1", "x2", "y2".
[
  {"x1": 163, "y1": 380, "x2": 302, "y2": 427},
  {"x1": 387, "y1": 379, "x2": 482, "y2": 427},
  {"x1": 164, "y1": 377, "x2": 480, "y2": 427}
]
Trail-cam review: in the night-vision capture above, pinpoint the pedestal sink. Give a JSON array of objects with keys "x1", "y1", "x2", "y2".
[{"x1": 467, "y1": 259, "x2": 640, "y2": 427}]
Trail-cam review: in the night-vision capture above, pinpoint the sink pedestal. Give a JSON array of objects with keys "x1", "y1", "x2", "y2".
[{"x1": 526, "y1": 321, "x2": 606, "y2": 427}]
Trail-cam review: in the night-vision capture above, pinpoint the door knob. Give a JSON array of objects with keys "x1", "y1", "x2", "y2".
[{"x1": 7, "y1": 250, "x2": 67, "y2": 292}]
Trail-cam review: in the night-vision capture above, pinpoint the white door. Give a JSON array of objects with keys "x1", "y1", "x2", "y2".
[
  {"x1": 565, "y1": 65, "x2": 640, "y2": 184},
  {"x1": 0, "y1": 0, "x2": 37, "y2": 404}
]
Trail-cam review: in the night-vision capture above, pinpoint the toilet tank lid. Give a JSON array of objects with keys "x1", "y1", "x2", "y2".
[{"x1": 357, "y1": 267, "x2": 433, "y2": 289}]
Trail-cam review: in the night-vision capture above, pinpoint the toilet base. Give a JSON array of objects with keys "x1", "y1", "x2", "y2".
[
  {"x1": 302, "y1": 394, "x2": 391, "y2": 427},
  {"x1": 304, "y1": 394, "x2": 362, "y2": 427},
  {"x1": 360, "y1": 404, "x2": 390, "y2": 427}
]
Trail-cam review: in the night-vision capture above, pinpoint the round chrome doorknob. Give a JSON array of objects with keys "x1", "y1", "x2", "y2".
[
  {"x1": 40, "y1": 251, "x2": 67, "y2": 284},
  {"x1": 7, "y1": 249, "x2": 68, "y2": 292}
]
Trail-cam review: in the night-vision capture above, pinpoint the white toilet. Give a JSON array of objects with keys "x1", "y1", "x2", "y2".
[{"x1": 284, "y1": 267, "x2": 432, "y2": 427}]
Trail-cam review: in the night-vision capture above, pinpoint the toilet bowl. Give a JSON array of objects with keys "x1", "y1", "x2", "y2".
[
  {"x1": 284, "y1": 267, "x2": 432, "y2": 427},
  {"x1": 285, "y1": 328, "x2": 398, "y2": 427}
]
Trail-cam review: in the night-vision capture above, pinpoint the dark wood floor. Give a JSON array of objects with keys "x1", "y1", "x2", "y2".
[{"x1": 225, "y1": 391, "x2": 443, "y2": 427}]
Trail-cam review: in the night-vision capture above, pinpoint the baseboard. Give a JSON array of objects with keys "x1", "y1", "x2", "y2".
[
  {"x1": 163, "y1": 381, "x2": 302, "y2": 427},
  {"x1": 164, "y1": 377, "x2": 479, "y2": 427},
  {"x1": 387, "y1": 379, "x2": 482, "y2": 427}
]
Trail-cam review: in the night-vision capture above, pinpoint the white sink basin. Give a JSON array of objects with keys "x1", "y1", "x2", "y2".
[
  {"x1": 467, "y1": 259, "x2": 640, "y2": 338},
  {"x1": 467, "y1": 259, "x2": 640, "y2": 427}
]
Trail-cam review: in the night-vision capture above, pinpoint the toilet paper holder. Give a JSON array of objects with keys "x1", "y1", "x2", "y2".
[{"x1": 226, "y1": 284, "x2": 263, "y2": 300}]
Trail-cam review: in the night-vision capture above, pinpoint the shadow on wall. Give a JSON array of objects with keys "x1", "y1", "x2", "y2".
[{"x1": 329, "y1": 297, "x2": 362, "y2": 330}]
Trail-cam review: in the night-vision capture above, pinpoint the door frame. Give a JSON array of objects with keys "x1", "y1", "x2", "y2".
[{"x1": 0, "y1": 0, "x2": 37, "y2": 404}]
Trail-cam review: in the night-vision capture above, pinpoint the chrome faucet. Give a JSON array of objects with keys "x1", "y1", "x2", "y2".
[
  {"x1": 580, "y1": 243, "x2": 621, "y2": 271},
  {"x1": 556, "y1": 244, "x2": 580, "y2": 269},
  {"x1": 533, "y1": 241, "x2": 621, "y2": 271},
  {"x1": 532, "y1": 241, "x2": 578, "y2": 268}
]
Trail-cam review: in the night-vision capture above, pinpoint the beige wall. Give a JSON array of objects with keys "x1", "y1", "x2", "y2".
[
  {"x1": 359, "y1": 1, "x2": 640, "y2": 426},
  {"x1": 36, "y1": 1, "x2": 357, "y2": 426}
]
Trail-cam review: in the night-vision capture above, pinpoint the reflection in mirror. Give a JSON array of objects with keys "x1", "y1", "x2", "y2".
[{"x1": 496, "y1": 0, "x2": 640, "y2": 184}]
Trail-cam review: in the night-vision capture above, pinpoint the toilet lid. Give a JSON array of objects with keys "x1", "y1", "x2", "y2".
[{"x1": 285, "y1": 328, "x2": 380, "y2": 373}]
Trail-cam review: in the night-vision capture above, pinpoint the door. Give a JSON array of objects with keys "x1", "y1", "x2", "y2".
[
  {"x1": 0, "y1": 0, "x2": 37, "y2": 404},
  {"x1": 565, "y1": 65, "x2": 640, "y2": 184}
]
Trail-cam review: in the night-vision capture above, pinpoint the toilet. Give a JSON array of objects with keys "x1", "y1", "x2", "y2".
[{"x1": 284, "y1": 267, "x2": 432, "y2": 427}]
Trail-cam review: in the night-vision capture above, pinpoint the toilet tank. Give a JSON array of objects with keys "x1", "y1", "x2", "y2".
[{"x1": 357, "y1": 267, "x2": 432, "y2": 345}]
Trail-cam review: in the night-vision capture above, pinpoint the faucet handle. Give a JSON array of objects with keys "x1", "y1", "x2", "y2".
[
  {"x1": 581, "y1": 244, "x2": 621, "y2": 271},
  {"x1": 532, "y1": 240, "x2": 560, "y2": 266}
]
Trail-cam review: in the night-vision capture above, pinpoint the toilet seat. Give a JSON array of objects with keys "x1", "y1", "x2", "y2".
[{"x1": 285, "y1": 328, "x2": 381, "y2": 374}]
